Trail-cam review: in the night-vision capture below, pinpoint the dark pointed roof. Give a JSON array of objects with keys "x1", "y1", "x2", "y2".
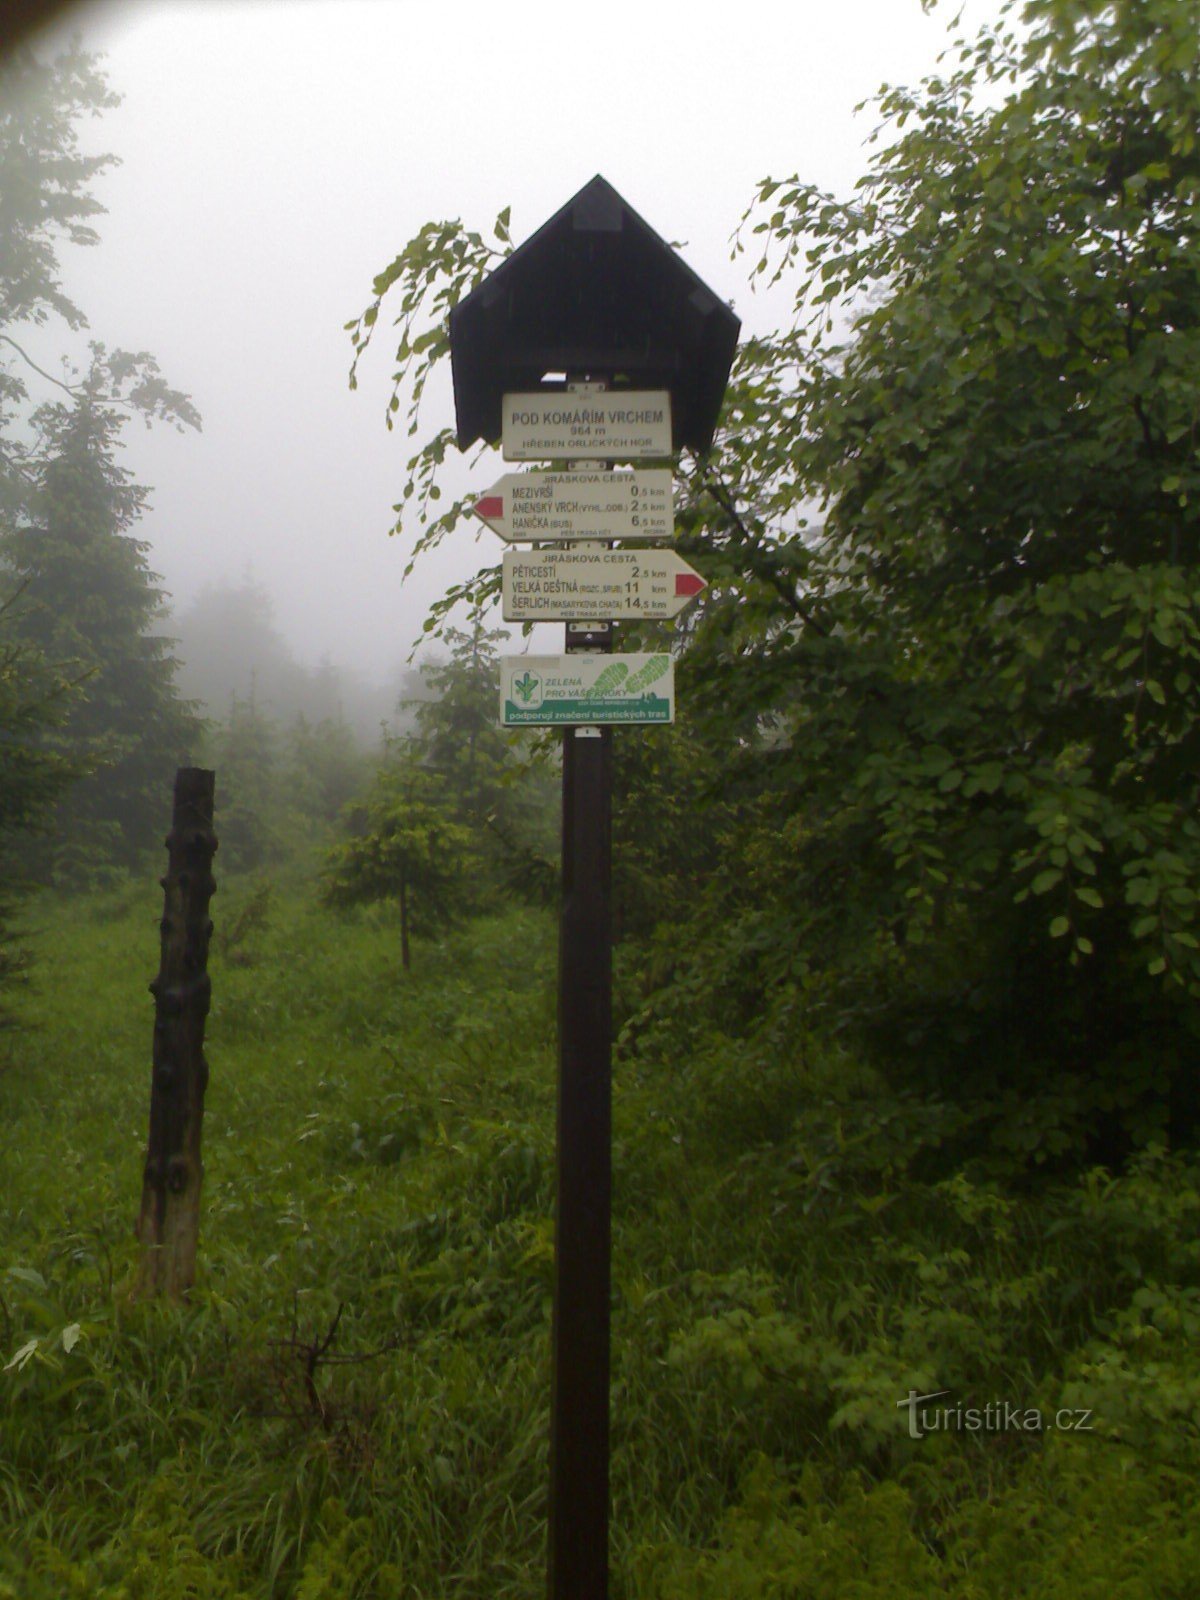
[{"x1": 449, "y1": 176, "x2": 739, "y2": 456}]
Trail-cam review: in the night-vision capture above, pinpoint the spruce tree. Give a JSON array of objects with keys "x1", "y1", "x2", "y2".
[{"x1": 1, "y1": 376, "x2": 202, "y2": 871}]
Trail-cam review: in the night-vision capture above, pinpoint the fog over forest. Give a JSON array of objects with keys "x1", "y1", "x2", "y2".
[
  {"x1": 11, "y1": 0, "x2": 1005, "y2": 740},
  {"x1": 168, "y1": 577, "x2": 425, "y2": 743}
]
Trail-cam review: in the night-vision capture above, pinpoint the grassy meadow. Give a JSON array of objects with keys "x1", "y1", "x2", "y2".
[{"x1": 1, "y1": 871, "x2": 1198, "y2": 1597}]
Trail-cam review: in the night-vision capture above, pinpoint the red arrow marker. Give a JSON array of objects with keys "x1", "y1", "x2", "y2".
[
  {"x1": 675, "y1": 572, "x2": 706, "y2": 597},
  {"x1": 475, "y1": 495, "x2": 504, "y2": 522}
]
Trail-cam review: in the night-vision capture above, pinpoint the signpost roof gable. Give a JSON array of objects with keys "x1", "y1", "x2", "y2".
[{"x1": 450, "y1": 175, "x2": 740, "y2": 456}]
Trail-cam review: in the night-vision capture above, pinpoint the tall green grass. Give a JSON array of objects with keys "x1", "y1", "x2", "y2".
[{"x1": 1, "y1": 874, "x2": 1197, "y2": 1596}]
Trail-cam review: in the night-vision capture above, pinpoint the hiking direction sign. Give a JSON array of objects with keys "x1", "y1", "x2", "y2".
[
  {"x1": 500, "y1": 654, "x2": 674, "y2": 726},
  {"x1": 472, "y1": 469, "x2": 673, "y2": 544},
  {"x1": 502, "y1": 548, "x2": 706, "y2": 621}
]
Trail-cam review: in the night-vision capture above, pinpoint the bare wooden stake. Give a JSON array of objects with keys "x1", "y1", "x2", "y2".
[{"x1": 135, "y1": 767, "x2": 217, "y2": 1300}]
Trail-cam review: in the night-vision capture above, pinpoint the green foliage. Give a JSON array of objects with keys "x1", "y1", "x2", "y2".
[
  {"x1": 192, "y1": 693, "x2": 372, "y2": 878},
  {"x1": 4, "y1": 882, "x2": 1198, "y2": 1595},
  {"x1": 0, "y1": 886, "x2": 561, "y2": 1596},
  {"x1": 0, "y1": 45, "x2": 201, "y2": 886},
  {"x1": 0, "y1": 43, "x2": 203, "y2": 1010},
  {"x1": 0, "y1": 589, "x2": 78, "y2": 1014},
  {"x1": 0, "y1": 40, "x2": 119, "y2": 337},
  {"x1": 408, "y1": 618, "x2": 526, "y2": 828},
  {"x1": 203, "y1": 692, "x2": 281, "y2": 873},
  {"x1": 23, "y1": 1467, "x2": 252, "y2": 1598},
  {"x1": 641, "y1": 0, "x2": 1200, "y2": 1160},
  {"x1": 1, "y1": 382, "x2": 202, "y2": 873},
  {"x1": 286, "y1": 712, "x2": 368, "y2": 828},
  {"x1": 321, "y1": 618, "x2": 556, "y2": 929},
  {"x1": 632, "y1": 1457, "x2": 945, "y2": 1598},
  {"x1": 681, "y1": 0, "x2": 1200, "y2": 1151},
  {"x1": 411, "y1": 618, "x2": 558, "y2": 898},
  {"x1": 0, "y1": 42, "x2": 199, "y2": 454},
  {"x1": 632, "y1": 1445, "x2": 1200, "y2": 1598},
  {"x1": 350, "y1": 0, "x2": 1200, "y2": 1166},
  {"x1": 212, "y1": 877, "x2": 272, "y2": 967},
  {"x1": 321, "y1": 762, "x2": 478, "y2": 930},
  {"x1": 346, "y1": 211, "x2": 514, "y2": 635}
]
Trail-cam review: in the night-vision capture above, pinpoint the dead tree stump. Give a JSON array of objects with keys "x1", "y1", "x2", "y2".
[{"x1": 135, "y1": 767, "x2": 217, "y2": 1300}]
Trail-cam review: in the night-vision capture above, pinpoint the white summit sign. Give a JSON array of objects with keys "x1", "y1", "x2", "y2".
[
  {"x1": 472, "y1": 469, "x2": 673, "y2": 544},
  {"x1": 501, "y1": 390, "x2": 672, "y2": 461}
]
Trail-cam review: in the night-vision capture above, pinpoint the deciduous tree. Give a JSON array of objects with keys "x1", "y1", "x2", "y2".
[{"x1": 350, "y1": 0, "x2": 1200, "y2": 1159}]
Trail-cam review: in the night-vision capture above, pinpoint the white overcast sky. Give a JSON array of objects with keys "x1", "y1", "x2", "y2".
[{"x1": 24, "y1": 0, "x2": 1008, "y2": 684}]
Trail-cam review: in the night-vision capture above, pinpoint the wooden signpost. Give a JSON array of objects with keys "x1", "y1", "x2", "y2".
[{"x1": 448, "y1": 175, "x2": 739, "y2": 1600}]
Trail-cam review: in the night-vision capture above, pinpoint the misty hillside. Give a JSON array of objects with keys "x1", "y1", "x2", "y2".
[{"x1": 169, "y1": 579, "x2": 424, "y2": 744}]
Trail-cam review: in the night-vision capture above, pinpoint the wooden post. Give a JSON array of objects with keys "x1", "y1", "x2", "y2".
[
  {"x1": 135, "y1": 767, "x2": 217, "y2": 1300},
  {"x1": 548, "y1": 714, "x2": 613, "y2": 1600}
]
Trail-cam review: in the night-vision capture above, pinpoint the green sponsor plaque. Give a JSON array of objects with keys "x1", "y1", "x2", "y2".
[{"x1": 500, "y1": 653, "x2": 674, "y2": 726}]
